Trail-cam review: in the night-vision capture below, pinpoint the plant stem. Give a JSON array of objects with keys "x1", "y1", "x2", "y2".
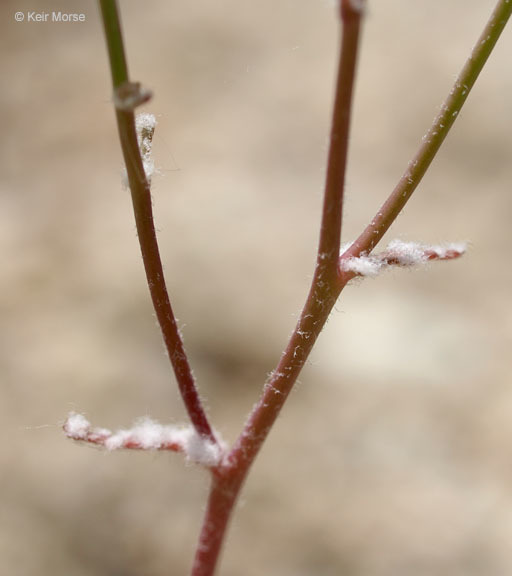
[
  {"x1": 342, "y1": 0, "x2": 512, "y2": 263},
  {"x1": 98, "y1": 0, "x2": 216, "y2": 443},
  {"x1": 191, "y1": 471, "x2": 243, "y2": 576},
  {"x1": 96, "y1": 1, "x2": 512, "y2": 575},
  {"x1": 192, "y1": 0, "x2": 512, "y2": 573},
  {"x1": 98, "y1": 0, "x2": 128, "y2": 88},
  {"x1": 191, "y1": 3, "x2": 364, "y2": 574},
  {"x1": 229, "y1": 0, "x2": 362, "y2": 479},
  {"x1": 318, "y1": 0, "x2": 363, "y2": 271}
]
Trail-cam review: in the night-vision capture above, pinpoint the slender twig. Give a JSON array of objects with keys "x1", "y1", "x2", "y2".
[
  {"x1": 98, "y1": 0, "x2": 216, "y2": 442},
  {"x1": 93, "y1": 1, "x2": 512, "y2": 575},
  {"x1": 228, "y1": 0, "x2": 362, "y2": 476},
  {"x1": 192, "y1": 0, "x2": 512, "y2": 573},
  {"x1": 190, "y1": 3, "x2": 364, "y2": 575},
  {"x1": 318, "y1": 0, "x2": 364, "y2": 271},
  {"x1": 341, "y1": 0, "x2": 512, "y2": 266},
  {"x1": 63, "y1": 413, "x2": 224, "y2": 465}
]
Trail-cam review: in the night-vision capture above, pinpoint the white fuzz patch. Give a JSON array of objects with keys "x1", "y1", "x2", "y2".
[
  {"x1": 122, "y1": 113, "x2": 157, "y2": 189},
  {"x1": 385, "y1": 239, "x2": 429, "y2": 265},
  {"x1": 342, "y1": 255, "x2": 382, "y2": 277},
  {"x1": 339, "y1": 240, "x2": 467, "y2": 278},
  {"x1": 428, "y1": 242, "x2": 468, "y2": 259},
  {"x1": 64, "y1": 412, "x2": 90, "y2": 439},
  {"x1": 63, "y1": 413, "x2": 225, "y2": 468},
  {"x1": 136, "y1": 113, "x2": 157, "y2": 183}
]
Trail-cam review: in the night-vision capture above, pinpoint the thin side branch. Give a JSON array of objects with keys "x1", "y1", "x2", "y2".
[
  {"x1": 344, "y1": 0, "x2": 512, "y2": 262},
  {"x1": 227, "y1": 0, "x2": 364, "y2": 474},
  {"x1": 64, "y1": 413, "x2": 225, "y2": 467},
  {"x1": 339, "y1": 240, "x2": 467, "y2": 278},
  {"x1": 97, "y1": 0, "x2": 216, "y2": 442}
]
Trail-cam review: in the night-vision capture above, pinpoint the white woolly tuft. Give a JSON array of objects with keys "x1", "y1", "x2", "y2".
[
  {"x1": 429, "y1": 242, "x2": 468, "y2": 259},
  {"x1": 339, "y1": 239, "x2": 467, "y2": 278},
  {"x1": 64, "y1": 412, "x2": 90, "y2": 439},
  {"x1": 136, "y1": 113, "x2": 157, "y2": 182},
  {"x1": 135, "y1": 113, "x2": 157, "y2": 137},
  {"x1": 182, "y1": 428, "x2": 226, "y2": 467},
  {"x1": 385, "y1": 240, "x2": 428, "y2": 265},
  {"x1": 63, "y1": 413, "x2": 226, "y2": 467},
  {"x1": 340, "y1": 255, "x2": 382, "y2": 277},
  {"x1": 122, "y1": 113, "x2": 157, "y2": 188}
]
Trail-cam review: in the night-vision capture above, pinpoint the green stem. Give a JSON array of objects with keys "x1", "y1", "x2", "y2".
[
  {"x1": 98, "y1": 0, "x2": 128, "y2": 87},
  {"x1": 97, "y1": 0, "x2": 216, "y2": 442}
]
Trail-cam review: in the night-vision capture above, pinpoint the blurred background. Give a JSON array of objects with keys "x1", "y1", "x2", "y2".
[{"x1": 1, "y1": 0, "x2": 512, "y2": 574}]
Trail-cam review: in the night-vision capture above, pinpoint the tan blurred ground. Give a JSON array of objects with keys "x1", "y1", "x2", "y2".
[{"x1": 1, "y1": 1, "x2": 512, "y2": 575}]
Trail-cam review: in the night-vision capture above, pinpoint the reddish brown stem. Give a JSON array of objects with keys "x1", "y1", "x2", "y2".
[
  {"x1": 96, "y1": 2, "x2": 512, "y2": 575},
  {"x1": 116, "y1": 111, "x2": 215, "y2": 441},
  {"x1": 191, "y1": 3, "x2": 364, "y2": 574},
  {"x1": 318, "y1": 0, "x2": 363, "y2": 271},
  {"x1": 98, "y1": 0, "x2": 216, "y2": 443},
  {"x1": 191, "y1": 0, "x2": 512, "y2": 572},
  {"x1": 191, "y1": 471, "x2": 243, "y2": 576},
  {"x1": 228, "y1": 0, "x2": 362, "y2": 477}
]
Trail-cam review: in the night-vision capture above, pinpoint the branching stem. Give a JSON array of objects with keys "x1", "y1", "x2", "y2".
[
  {"x1": 342, "y1": 0, "x2": 512, "y2": 264},
  {"x1": 192, "y1": 2, "x2": 364, "y2": 574},
  {"x1": 95, "y1": 1, "x2": 512, "y2": 575},
  {"x1": 228, "y1": 0, "x2": 363, "y2": 472},
  {"x1": 194, "y1": 1, "x2": 512, "y2": 573},
  {"x1": 98, "y1": 0, "x2": 216, "y2": 443}
]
